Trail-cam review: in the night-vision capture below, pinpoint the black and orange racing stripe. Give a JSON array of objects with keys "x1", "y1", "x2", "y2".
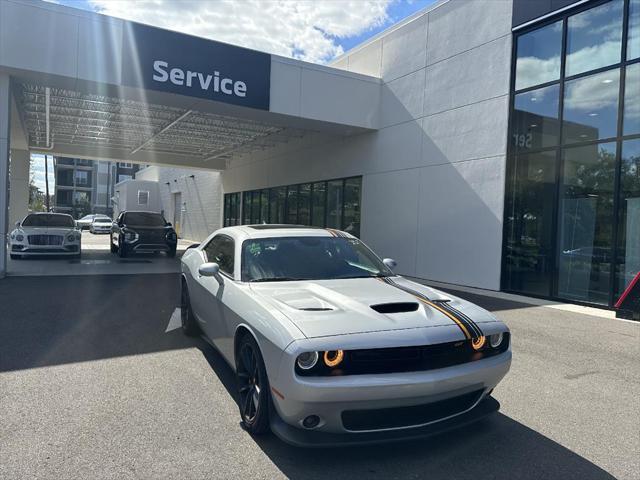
[{"x1": 377, "y1": 277, "x2": 483, "y2": 340}]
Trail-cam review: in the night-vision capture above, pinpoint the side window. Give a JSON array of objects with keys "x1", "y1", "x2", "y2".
[{"x1": 204, "y1": 235, "x2": 235, "y2": 276}]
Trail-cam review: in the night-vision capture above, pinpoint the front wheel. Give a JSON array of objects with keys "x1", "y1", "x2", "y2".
[
  {"x1": 180, "y1": 281, "x2": 199, "y2": 336},
  {"x1": 236, "y1": 335, "x2": 270, "y2": 435},
  {"x1": 110, "y1": 239, "x2": 117, "y2": 253},
  {"x1": 167, "y1": 246, "x2": 177, "y2": 258}
]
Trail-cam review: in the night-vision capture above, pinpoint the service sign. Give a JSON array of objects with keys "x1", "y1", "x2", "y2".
[{"x1": 122, "y1": 23, "x2": 271, "y2": 110}]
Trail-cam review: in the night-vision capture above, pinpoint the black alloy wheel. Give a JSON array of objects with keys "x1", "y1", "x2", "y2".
[
  {"x1": 236, "y1": 335, "x2": 270, "y2": 434},
  {"x1": 180, "y1": 281, "x2": 199, "y2": 336}
]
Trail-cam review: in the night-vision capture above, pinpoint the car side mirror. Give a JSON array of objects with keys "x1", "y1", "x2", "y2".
[
  {"x1": 166, "y1": 222, "x2": 172, "y2": 226},
  {"x1": 383, "y1": 258, "x2": 397, "y2": 269},
  {"x1": 15, "y1": 221, "x2": 20, "y2": 228},
  {"x1": 199, "y1": 262, "x2": 223, "y2": 284}
]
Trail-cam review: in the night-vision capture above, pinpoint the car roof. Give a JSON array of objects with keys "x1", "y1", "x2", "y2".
[
  {"x1": 215, "y1": 224, "x2": 353, "y2": 241},
  {"x1": 28, "y1": 212, "x2": 72, "y2": 217}
]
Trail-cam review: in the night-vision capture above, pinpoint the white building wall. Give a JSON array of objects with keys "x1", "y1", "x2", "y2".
[
  {"x1": 221, "y1": 0, "x2": 513, "y2": 291},
  {"x1": 136, "y1": 166, "x2": 222, "y2": 242}
]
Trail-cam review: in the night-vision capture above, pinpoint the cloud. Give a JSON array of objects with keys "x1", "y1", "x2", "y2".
[{"x1": 89, "y1": 0, "x2": 392, "y2": 64}]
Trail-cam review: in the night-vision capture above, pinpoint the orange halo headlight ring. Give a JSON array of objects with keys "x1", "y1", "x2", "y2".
[
  {"x1": 471, "y1": 336, "x2": 486, "y2": 351},
  {"x1": 323, "y1": 350, "x2": 344, "y2": 367}
]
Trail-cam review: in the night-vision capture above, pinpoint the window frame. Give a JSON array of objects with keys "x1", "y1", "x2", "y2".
[{"x1": 203, "y1": 234, "x2": 236, "y2": 278}]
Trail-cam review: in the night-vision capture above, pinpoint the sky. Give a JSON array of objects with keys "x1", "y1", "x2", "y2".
[
  {"x1": 33, "y1": 0, "x2": 437, "y2": 193},
  {"x1": 52, "y1": 0, "x2": 437, "y2": 64}
]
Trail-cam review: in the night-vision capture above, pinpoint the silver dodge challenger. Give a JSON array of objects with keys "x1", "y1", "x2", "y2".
[{"x1": 180, "y1": 225, "x2": 511, "y2": 447}]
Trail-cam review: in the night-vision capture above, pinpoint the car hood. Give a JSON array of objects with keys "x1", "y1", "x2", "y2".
[
  {"x1": 14, "y1": 226, "x2": 76, "y2": 235},
  {"x1": 249, "y1": 276, "x2": 498, "y2": 339}
]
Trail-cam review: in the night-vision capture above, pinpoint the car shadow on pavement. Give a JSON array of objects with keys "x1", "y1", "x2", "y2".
[
  {"x1": 0, "y1": 273, "x2": 200, "y2": 372},
  {"x1": 199, "y1": 345, "x2": 616, "y2": 480}
]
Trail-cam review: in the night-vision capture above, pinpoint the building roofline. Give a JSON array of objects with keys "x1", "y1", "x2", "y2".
[{"x1": 329, "y1": 0, "x2": 451, "y2": 66}]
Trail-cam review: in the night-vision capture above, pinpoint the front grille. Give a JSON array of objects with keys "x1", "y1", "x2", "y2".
[
  {"x1": 342, "y1": 389, "x2": 484, "y2": 431},
  {"x1": 28, "y1": 235, "x2": 63, "y2": 245},
  {"x1": 296, "y1": 334, "x2": 510, "y2": 377}
]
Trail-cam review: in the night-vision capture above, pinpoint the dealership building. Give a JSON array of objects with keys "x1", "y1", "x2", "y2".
[{"x1": 0, "y1": 0, "x2": 638, "y2": 309}]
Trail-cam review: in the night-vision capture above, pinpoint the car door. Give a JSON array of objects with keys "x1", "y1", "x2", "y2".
[{"x1": 192, "y1": 234, "x2": 235, "y2": 347}]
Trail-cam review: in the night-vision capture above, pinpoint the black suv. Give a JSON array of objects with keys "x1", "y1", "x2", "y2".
[{"x1": 111, "y1": 211, "x2": 177, "y2": 258}]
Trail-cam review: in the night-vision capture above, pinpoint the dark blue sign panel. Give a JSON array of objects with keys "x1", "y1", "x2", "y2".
[{"x1": 122, "y1": 23, "x2": 270, "y2": 110}]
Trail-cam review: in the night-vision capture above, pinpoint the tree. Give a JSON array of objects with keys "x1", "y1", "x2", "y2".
[
  {"x1": 72, "y1": 198, "x2": 92, "y2": 219},
  {"x1": 28, "y1": 159, "x2": 46, "y2": 212}
]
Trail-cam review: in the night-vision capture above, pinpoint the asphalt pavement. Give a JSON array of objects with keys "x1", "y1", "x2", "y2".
[{"x1": 0, "y1": 273, "x2": 638, "y2": 479}]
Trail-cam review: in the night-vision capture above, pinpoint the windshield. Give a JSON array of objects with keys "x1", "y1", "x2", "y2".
[
  {"x1": 93, "y1": 217, "x2": 112, "y2": 223},
  {"x1": 21, "y1": 214, "x2": 75, "y2": 228},
  {"x1": 123, "y1": 212, "x2": 166, "y2": 227},
  {"x1": 80, "y1": 215, "x2": 94, "y2": 221},
  {"x1": 241, "y1": 236, "x2": 393, "y2": 282}
]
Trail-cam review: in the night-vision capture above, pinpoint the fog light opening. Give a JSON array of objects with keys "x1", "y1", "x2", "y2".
[{"x1": 302, "y1": 415, "x2": 321, "y2": 429}]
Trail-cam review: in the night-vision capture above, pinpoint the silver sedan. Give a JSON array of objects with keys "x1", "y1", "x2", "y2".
[{"x1": 180, "y1": 225, "x2": 511, "y2": 446}]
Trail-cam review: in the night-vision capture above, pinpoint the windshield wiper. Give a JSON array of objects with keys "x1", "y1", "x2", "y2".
[{"x1": 250, "y1": 277, "x2": 303, "y2": 282}]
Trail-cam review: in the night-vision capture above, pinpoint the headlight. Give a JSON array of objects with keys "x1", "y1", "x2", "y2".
[
  {"x1": 296, "y1": 351, "x2": 319, "y2": 370},
  {"x1": 323, "y1": 350, "x2": 344, "y2": 367},
  {"x1": 471, "y1": 336, "x2": 486, "y2": 351},
  {"x1": 15, "y1": 234, "x2": 24, "y2": 242},
  {"x1": 123, "y1": 229, "x2": 139, "y2": 243},
  {"x1": 489, "y1": 333, "x2": 504, "y2": 348}
]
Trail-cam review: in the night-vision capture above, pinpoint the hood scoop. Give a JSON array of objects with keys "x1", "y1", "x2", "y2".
[
  {"x1": 274, "y1": 294, "x2": 336, "y2": 312},
  {"x1": 371, "y1": 302, "x2": 419, "y2": 314}
]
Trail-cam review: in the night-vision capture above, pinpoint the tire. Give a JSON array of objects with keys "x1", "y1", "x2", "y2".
[
  {"x1": 236, "y1": 334, "x2": 271, "y2": 435},
  {"x1": 180, "y1": 280, "x2": 199, "y2": 336},
  {"x1": 167, "y1": 246, "x2": 177, "y2": 258},
  {"x1": 110, "y1": 239, "x2": 118, "y2": 253},
  {"x1": 118, "y1": 238, "x2": 128, "y2": 258},
  {"x1": 10, "y1": 254, "x2": 21, "y2": 260}
]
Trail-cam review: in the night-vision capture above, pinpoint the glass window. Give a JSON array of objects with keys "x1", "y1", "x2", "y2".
[
  {"x1": 298, "y1": 184, "x2": 311, "y2": 225},
  {"x1": 260, "y1": 190, "x2": 269, "y2": 223},
  {"x1": 223, "y1": 195, "x2": 230, "y2": 227},
  {"x1": 512, "y1": 84, "x2": 560, "y2": 151},
  {"x1": 311, "y1": 182, "x2": 327, "y2": 227},
  {"x1": 241, "y1": 236, "x2": 392, "y2": 282},
  {"x1": 558, "y1": 142, "x2": 616, "y2": 305},
  {"x1": 242, "y1": 192, "x2": 251, "y2": 224},
  {"x1": 504, "y1": 150, "x2": 557, "y2": 297},
  {"x1": 343, "y1": 177, "x2": 362, "y2": 237},
  {"x1": 628, "y1": 0, "x2": 640, "y2": 60},
  {"x1": 515, "y1": 21, "x2": 563, "y2": 90},
  {"x1": 250, "y1": 190, "x2": 261, "y2": 224},
  {"x1": 327, "y1": 180, "x2": 343, "y2": 229},
  {"x1": 616, "y1": 139, "x2": 640, "y2": 297},
  {"x1": 204, "y1": 235, "x2": 235, "y2": 276},
  {"x1": 562, "y1": 68, "x2": 620, "y2": 144},
  {"x1": 565, "y1": 0, "x2": 623, "y2": 77},
  {"x1": 286, "y1": 185, "x2": 298, "y2": 224},
  {"x1": 269, "y1": 187, "x2": 286, "y2": 223},
  {"x1": 123, "y1": 212, "x2": 166, "y2": 226},
  {"x1": 623, "y1": 63, "x2": 640, "y2": 136}
]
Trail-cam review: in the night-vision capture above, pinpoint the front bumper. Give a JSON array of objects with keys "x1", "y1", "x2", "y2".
[
  {"x1": 269, "y1": 325, "x2": 511, "y2": 443},
  {"x1": 270, "y1": 394, "x2": 500, "y2": 448},
  {"x1": 11, "y1": 244, "x2": 80, "y2": 255}
]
